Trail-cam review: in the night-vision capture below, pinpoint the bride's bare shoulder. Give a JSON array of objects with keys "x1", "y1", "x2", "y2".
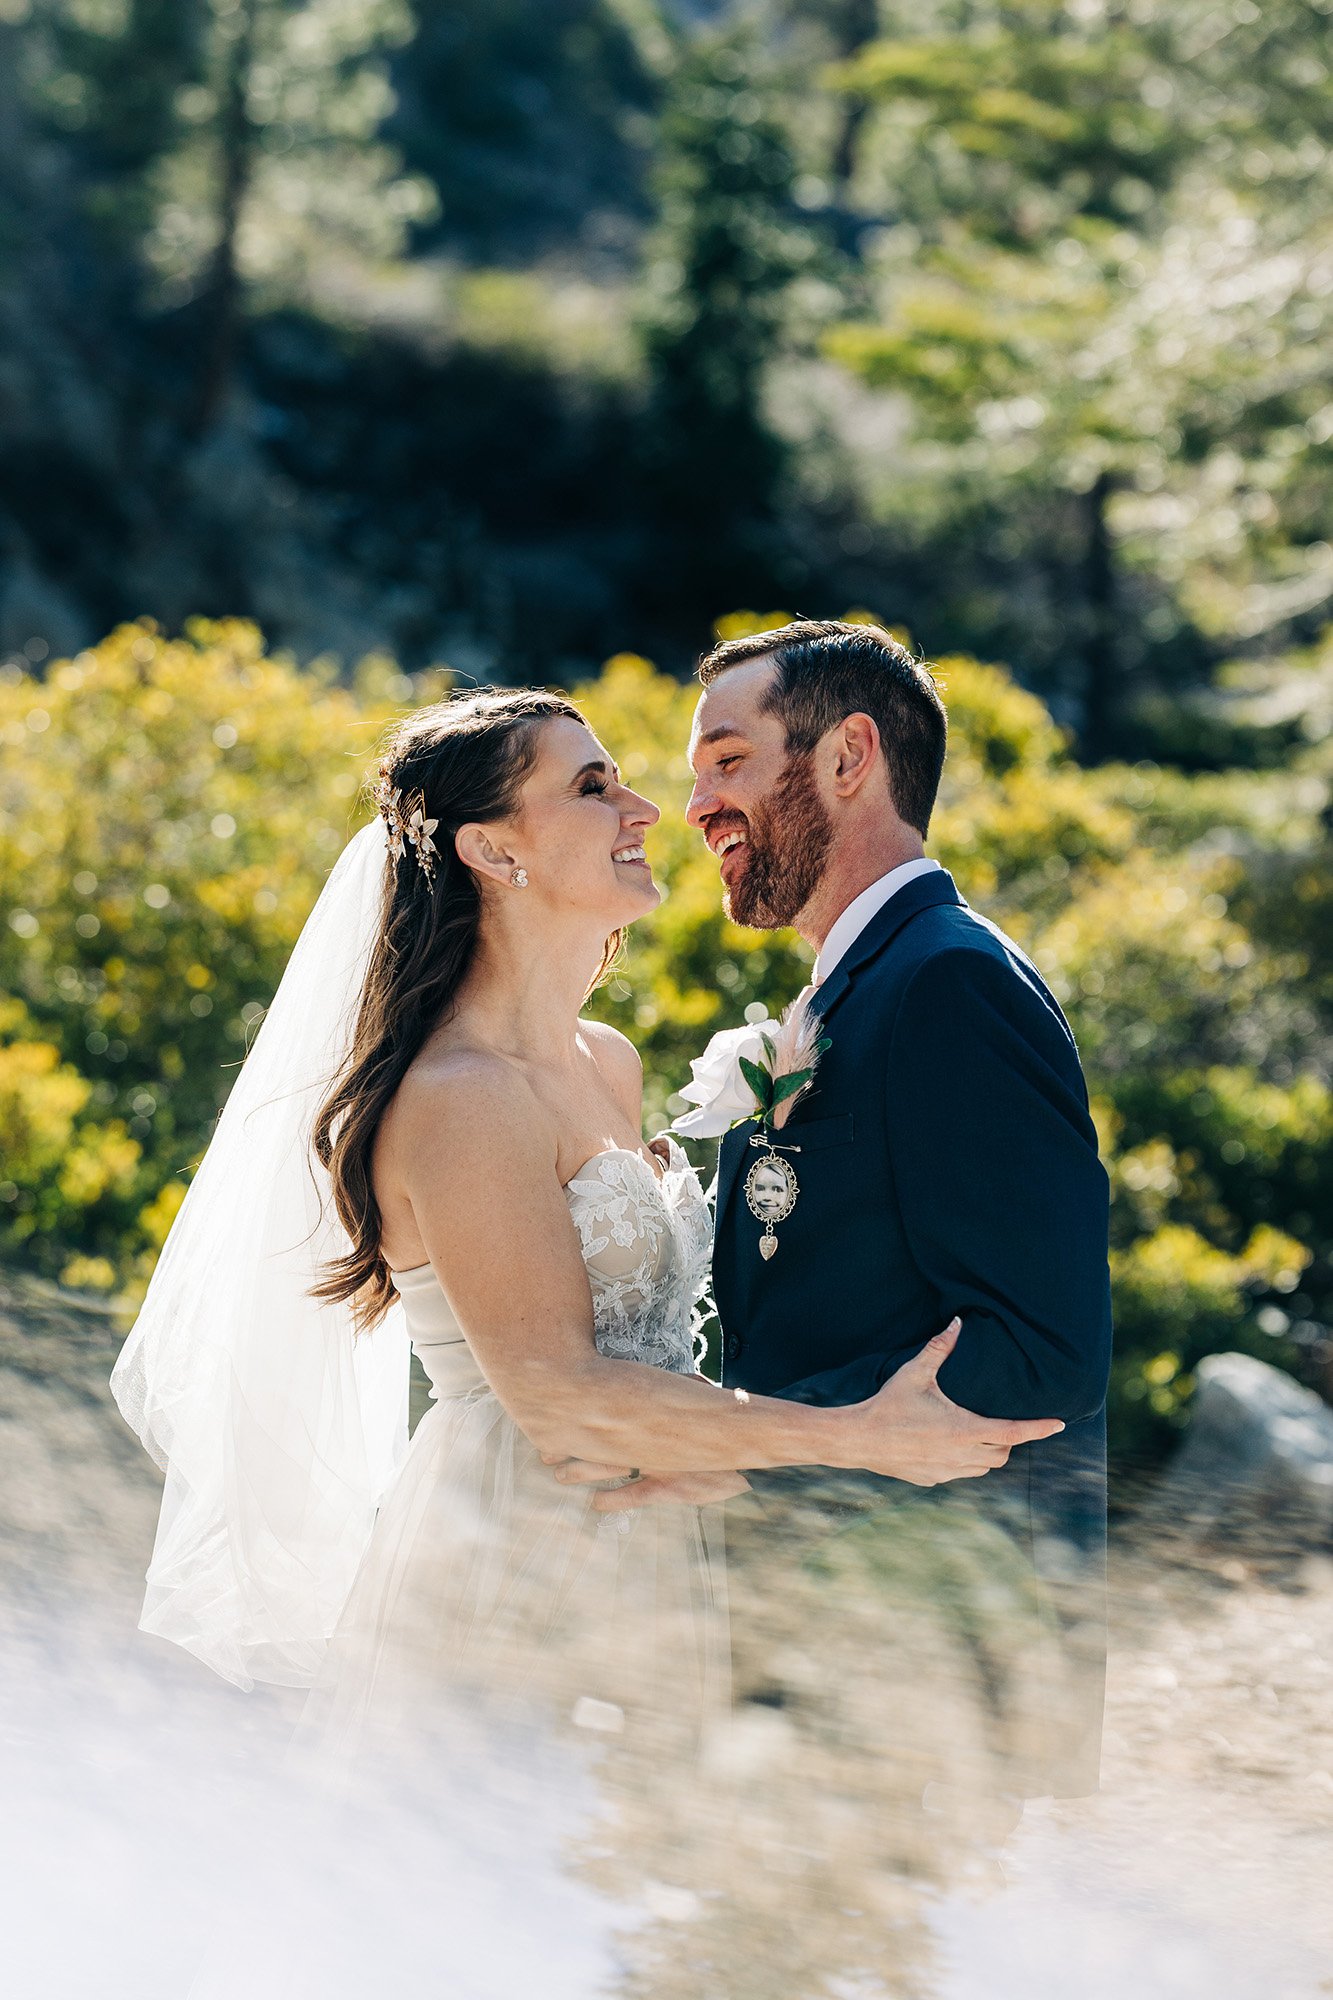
[
  {"x1": 579, "y1": 1018, "x2": 643, "y2": 1115},
  {"x1": 382, "y1": 1044, "x2": 554, "y2": 1167}
]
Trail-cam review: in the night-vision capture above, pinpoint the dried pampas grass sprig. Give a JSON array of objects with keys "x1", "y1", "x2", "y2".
[{"x1": 764, "y1": 989, "x2": 830, "y2": 1131}]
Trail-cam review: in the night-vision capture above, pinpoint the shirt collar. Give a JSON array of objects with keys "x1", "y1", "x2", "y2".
[{"x1": 812, "y1": 858, "x2": 943, "y2": 986}]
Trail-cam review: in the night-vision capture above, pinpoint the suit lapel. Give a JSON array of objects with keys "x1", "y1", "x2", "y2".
[
  {"x1": 712, "y1": 869, "x2": 965, "y2": 1242},
  {"x1": 809, "y1": 869, "x2": 963, "y2": 1028}
]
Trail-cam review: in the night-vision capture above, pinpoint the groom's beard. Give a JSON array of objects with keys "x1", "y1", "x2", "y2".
[{"x1": 724, "y1": 752, "x2": 833, "y2": 930}]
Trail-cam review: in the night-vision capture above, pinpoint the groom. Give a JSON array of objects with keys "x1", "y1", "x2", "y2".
[{"x1": 651, "y1": 618, "x2": 1110, "y2": 1798}]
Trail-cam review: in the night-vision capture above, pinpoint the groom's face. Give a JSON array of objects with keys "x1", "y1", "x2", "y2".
[{"x1": 686, "y1": 659, "x2": 833, "y2": 929}]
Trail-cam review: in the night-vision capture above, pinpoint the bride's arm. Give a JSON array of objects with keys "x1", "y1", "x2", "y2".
[{"x1": 393, "y1": 1059, "x2": 1061, "y2": 1485}]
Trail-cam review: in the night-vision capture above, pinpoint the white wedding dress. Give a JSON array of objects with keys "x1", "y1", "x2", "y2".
[
  {"x1": 299, "y1": 1137, "x2": 729, "y2": 1772},
  {"x1": 188, "y1": 1139, "x2": 729, "y2": 2000}
]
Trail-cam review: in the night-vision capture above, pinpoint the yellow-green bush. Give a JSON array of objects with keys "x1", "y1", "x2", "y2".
[
  {"x1": 0, "y1": 618, "x2": 412, "y2": 1280},
  {"x1": 0, "y1": 999, "x2": 140, "y2": 1283},
  {"x1": 1, "y1": 617, "x2": 1327, "y2": 1465},
  {"x1": 1108, "y1": 1224, "x2": 1311, "y2": 1456}
]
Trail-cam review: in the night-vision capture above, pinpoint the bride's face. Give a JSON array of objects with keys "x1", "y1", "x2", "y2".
[{"x1": 500, "y1": 717, "x2": 662, "y2": 926}]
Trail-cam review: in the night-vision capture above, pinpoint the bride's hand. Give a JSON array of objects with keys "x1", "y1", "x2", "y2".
[
  {"x1": 543, "y1": 1453, "x2": 638, "y2": 1485},
  {"x1": 590, "y1": 1470, "x2": 751, "y2": 1511},
  {"x1": 855, "y1": 1318, "x2": 1065, "y2": 1486},
  {"x1": 543, "y1": 1453, "x2": 750, "y2": 1509}
]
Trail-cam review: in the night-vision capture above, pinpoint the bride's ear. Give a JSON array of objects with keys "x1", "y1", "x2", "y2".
[{"x1": 454, "y1": 822, "x2": 517, "y2": 888}]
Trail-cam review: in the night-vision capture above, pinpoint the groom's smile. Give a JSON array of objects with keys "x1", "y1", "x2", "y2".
[
  {"x1": 709, "y1": 821, "x2": 750, "y2": 886},
  {"x1": 687, "y1": 657, "x2": 834, "y2": 930}
]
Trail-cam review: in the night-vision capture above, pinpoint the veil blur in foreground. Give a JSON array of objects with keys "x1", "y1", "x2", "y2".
[{"x1": 110, "y1": 820, "x2": 409, "y2": 1691}]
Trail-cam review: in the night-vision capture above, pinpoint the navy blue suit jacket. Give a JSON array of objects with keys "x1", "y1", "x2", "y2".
[{"x1": 711, "y1": 868, "x2": 1112, "y2": 1793}]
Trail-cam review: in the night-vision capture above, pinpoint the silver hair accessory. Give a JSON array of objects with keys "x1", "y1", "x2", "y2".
[
  {"x1": 511, "y1": 867, "x2": 528, "y2": 888},
  {"x1": 374, "y1": 774, "x2": 440, "y2": 884}
]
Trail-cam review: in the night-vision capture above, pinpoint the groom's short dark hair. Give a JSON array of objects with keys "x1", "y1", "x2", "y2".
[{"x1": 697, "y1": 619, "x2": 947, "y2": 836}]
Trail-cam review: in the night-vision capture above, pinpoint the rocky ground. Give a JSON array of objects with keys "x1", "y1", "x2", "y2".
[{"x1": 2, "y1": 1268, "x2": 1331, "y2": 2000}]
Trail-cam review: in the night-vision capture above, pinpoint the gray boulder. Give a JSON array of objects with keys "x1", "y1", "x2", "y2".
[{"x1": 1167, "y1": 1351, "x2": 1333, "y2": 1531}]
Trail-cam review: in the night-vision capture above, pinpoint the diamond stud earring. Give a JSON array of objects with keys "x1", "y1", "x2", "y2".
[{"x1": 511, "y1": 867, "x2": 528, "y2": 888}]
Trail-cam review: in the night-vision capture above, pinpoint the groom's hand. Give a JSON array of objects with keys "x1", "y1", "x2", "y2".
[{"x1": 859, "y1": 1318, "x2": 1064, "y2": 1485}]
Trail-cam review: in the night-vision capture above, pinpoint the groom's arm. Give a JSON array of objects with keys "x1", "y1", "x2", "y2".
[{"x1": 772, "y1": 946, "x2": 1112, "y2": 1423}]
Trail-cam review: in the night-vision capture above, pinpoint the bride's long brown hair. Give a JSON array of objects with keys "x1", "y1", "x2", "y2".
[{"x1": 311, "y1": 687, "x2": 622, "y2": 1328}]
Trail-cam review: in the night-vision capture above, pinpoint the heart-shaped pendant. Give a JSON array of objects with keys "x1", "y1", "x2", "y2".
[{"x1": 745, "y1": 1148, "x2": 798, "y2": 1265}]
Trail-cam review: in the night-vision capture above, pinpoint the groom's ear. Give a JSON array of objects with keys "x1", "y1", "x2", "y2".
[
  {"x1": 829, "y1": 712, "x2": 881, "y2": 800},
  {"x1": 454, "y1": 821, "x2": 515, "y2": 885}
]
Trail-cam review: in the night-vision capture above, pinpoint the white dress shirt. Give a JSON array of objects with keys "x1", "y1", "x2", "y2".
[{"x1": 812, "y1": 858, "x2": 943, "y2": 986}]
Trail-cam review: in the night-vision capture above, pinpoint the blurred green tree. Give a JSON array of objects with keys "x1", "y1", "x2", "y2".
[
  {"x1": 820, "y1": 1, "x2": 1333, "y2": 754},
  {"x1": 820, "y1": 2, "x2": 1183, "y2": 753},
  {"x1": 391, "y1": 0, "x2": 664, "y2": 261},
  {"x1": 637, "y1": 28, "x2": 810, "y2": 619},
  {"x1": 27, "y1": 0, "x2": 437, "y2": 429},
  {"x1": 31, "y1": 0, "x2": 203, "y2": 222}
]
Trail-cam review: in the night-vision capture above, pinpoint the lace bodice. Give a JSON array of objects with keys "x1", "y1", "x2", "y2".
[
  {"x1": 391, "y1": 1136, "x2": 713, "y2": 1399},
  {"x1": 563, "y1": 1137, "x2": 713, "y2": 1375}
]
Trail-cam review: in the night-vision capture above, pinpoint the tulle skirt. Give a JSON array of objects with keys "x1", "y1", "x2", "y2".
[
  {"x1": 190, "y1": 1387, "x2": 728, "y2": 1998},
  {"x1": 302, "y1": 1380, "x2": 729, "y2": 1769}
]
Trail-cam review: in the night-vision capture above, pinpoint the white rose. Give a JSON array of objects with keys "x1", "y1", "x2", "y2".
[{"x1": 670, "y1": 1019, "x2": 776, "y2": 1140}]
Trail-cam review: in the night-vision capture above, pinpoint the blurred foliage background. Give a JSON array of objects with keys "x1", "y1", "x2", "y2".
[
  {"x1": 1, "y1": 0, "x2": 1331, "y2": 1472},
  {"x1": 1, "y1": 618, "x2": 1327, "y2": 1472}
]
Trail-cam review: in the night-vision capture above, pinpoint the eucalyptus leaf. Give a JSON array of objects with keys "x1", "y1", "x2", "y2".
[
  {"x1": 772, "y1": 1069, "x2": 813, "y2": 1104},
  {"x1": 738, "y1": 1055, "x2": 774, "y2": 1108}
]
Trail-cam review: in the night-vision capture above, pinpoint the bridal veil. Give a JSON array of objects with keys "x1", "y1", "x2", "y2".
[{"x1": 110, "y1": 820, "x2": 409, "y2": 1690}]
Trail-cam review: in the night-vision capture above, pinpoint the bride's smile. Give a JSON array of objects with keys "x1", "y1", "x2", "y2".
[{"x1": 460, "y1": 713, "x2": 663, "y2": 936}]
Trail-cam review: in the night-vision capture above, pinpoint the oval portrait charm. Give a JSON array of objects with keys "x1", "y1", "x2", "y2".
[{"x1": 744, "y1": 1147, "x2": 799, "y2": 1261}]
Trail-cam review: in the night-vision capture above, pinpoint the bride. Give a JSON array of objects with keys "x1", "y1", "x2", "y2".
[{"x1": 111, "y1": 687, "x2": 1059, "y2": 1969}]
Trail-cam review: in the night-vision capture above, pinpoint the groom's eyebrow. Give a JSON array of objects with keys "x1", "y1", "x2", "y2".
[{"x1": 697, "y1": 725, "x2": 747, "y2": 747}]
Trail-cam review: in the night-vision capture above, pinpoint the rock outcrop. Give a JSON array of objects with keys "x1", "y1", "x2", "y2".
[{"x1": 1168, "y1": 1352, "x2": 1333, "y2": 1532}]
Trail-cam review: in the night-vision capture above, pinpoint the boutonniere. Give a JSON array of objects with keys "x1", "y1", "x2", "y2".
[
  {"x1": 739, "y1": 998, "x2": 831, "y2": 1137},
  {"x1": 672, "y1": 991, "x2": 830, "y2": 1262}
]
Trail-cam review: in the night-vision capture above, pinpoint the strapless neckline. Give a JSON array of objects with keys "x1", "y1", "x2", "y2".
[
  {"x1": 388, "y1": 1142, "x2": 682, "y2": 1282},
  {"x1": 390, "y1": 1135, "x2": 710, "y2": 1393},
  {"x1": 562, "y1": 1141, "x2": 673, "y2": 1192}
]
